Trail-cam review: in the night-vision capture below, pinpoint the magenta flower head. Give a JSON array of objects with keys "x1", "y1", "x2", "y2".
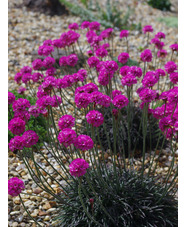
[
  {"x1": 170, "y1": 72, "x2": 178, "y2": 84},
  {"x1": 142, "y1": 25, "x2": 153, "y2": 34},
  {"x1": 43, "y1": 56, "x2": 55, "y2": 69},
  {"x1": 46, "y1": 67, "x2": 56, "y2": 77},
  {"x1": 14, "y1": 111, "x2": 30, "y2": 122},
  {"x1": 81, "y1": 21, "x2": 90, "y2": 29},
  {"x1": 164, "y1": 61, "x2": 177, "y2": 74},
  {"x1": 99, "y1": 94, "x2": 111, "y2": 108},
  {"x1": 69, "y1": 158, "x2": 89, "y2": 177},
  {"x1": 95, "y1": 47, "x2": 108, "y2": 58},
  {"x1": 155, "y1": 68, "x2": 166, "y2": 77},
  {"x1": 38, "y1": 45, "x2": 54, "y2": 56},
  {"x1": 28, "y1": 105, "x2": 41, "y2": 118},
  {"x1": 58, "y1": 128, "x2": 77, "y2": 147},
  {"x1": 32, "y1": 59, "x2": 43, "y2": 70},
  {"x1": 100, "y1": 28, "x2": 113, "y2": 39},
  {"x1": 140, "y1": 49, "x2": 153, "y2": 62},
  {"x1": 138, "y1": 88, "x2": 157, "y2": 103},
  {"x1": 78, "y1": 69, "x2": 88, "y2": 80},
  {"x1": 58, "y1": 115, "x2": 75, "y2": 130},
  {"x1": 22, "y1": 73, "x2": 32, "y2": 84},
  {"x1": 89, "y1": 21, "x2": 100, "y2": 31},
  {"x1": 32, "y1": 72, "x2": 44, "y2": 83},
  {"x1": 142, "y1": 71, "x2": 159, "y2": 88},
  {"x1": 130, "y1": 66, "x2": 143, "y2": 78},
  {"x1": 155, "y1": 32, "x2": 166, "y2": 39},
  {"x1": 51, "y1": 95, "x2": 62, "y2": 107},
  {"x1": 20, "y1": 66, "x2": 32, "y2": 74},
  {"x1": 8, "y1": 177, "x2": 25, "y2": 197},
  {"x1": 118, "y1": 52, "x2": 130, "y2": 64},
  {"x1": 18, "y1": 86, "x2": 26, "y2": 95},
  {"x1": 43, "y1": 39, "x2": 52, "y2": 46},
  {"x1": 120, "y1": 30, "x2": 129, "y2": 38},
  {"x1": 9, "y1": 136, "x2": 24, "y2": 152},
  {"x1": 121, "y1": 73, "x2": 137, "y2": 87},
  {"x1": 8, "y1": 92, "x2": 15, "y2": 105},
  {"x1": 75, "y1": 93, "x2": 91, "y2": 109},
  {"x1": 67, "y1": 54, "x2": 78, "y2": 67},
  {"x1": 52, "y1": 39, "x2": 64, "y2": 48},
  {"x1": 68, "y1": 23, "x2": 79, "y2": 30},
  {"x1": 98, "y1": 69, "x2": 110, "y2": 86},
  {"x1": 120, "y1": 65, "x2": 131, "y2": 77},
  {"x1": 86, "y1": 110, "x2": 104, "y2": 127},
  {"x1": 8, "y1": 117, "x2": 26, "y2": 135},
  {"x1": 112, "y1": 90, "x2": 122, "y2": 99},
  {"x1": 59, "y1": 56, "x2": 68, "y2": 67},
  {"x1": 74, "y1": 135, "x2": 94, "y2": 151},
  {"x1": 169, "y1": 43, "x2": 178, "y2": 52},
  {"x1": 112, "y1": 95, "x2": 129, "y2": 109},
  {"x1": 14, "y1": 98, "x2": 30, "y2": 110},
  {"x1": 22, "y1": 130, "x2": 39, "y2": 147},
  {"x1": 87, "y1": 56, "x2": 100, "y2": 68},
  {"x1": 105, "y1": 60, "x2": 118, "y2": 73},
  {"x1": 14, "y1": 72, "x2": 22, "y2": 84},
  {"x1": 157, "y1": 49, "x2": 168, "y2": 59}
]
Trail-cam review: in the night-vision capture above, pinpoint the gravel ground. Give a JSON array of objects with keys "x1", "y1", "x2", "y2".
[{"x1": 8, "y1": 0, "x2": 178, "y2": 226}]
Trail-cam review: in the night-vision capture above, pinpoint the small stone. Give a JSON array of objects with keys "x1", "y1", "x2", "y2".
[
  {"x1": 39, "y1": 210, "x2": 47, "y2": 216},
  {"x1": 47, "y1": 208, "x2": 56, "y2": 213},
  {"x1": 44, "y1": 215, "x2": 50, "y2": 221},
  {"x1": 43, "y1": 202, "x2": 52, "y2": 210},
  {"x1": 10, "y1": 211, "x2": 20, "y2": 215},
  {"x1": 12, "y1": 222, "x2": 19, "y2": 227},
  {"x1": 33, "y1": 188, "x2": 42, "y2": 194}
]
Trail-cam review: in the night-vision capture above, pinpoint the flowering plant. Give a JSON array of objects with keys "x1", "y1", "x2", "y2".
[{"x1": 8, "y1": 22, "x2": 178, "y2": 226}]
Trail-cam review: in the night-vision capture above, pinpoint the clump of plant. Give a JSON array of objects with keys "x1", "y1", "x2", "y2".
[
  {"x1": 54, "y1": 168, "x2": 178, "y2": 227},
  {"x1": 8, "y1": 21, "x2": 178, "y2": 226},
  {"x1": 147, "y1": 0, "x2": 171, "y2": 11}
]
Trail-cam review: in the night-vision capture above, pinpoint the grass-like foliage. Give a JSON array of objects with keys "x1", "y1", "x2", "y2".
[
  {"x1": 157, "y1": 17, "x2": 178, "y2": 28},
  {"x1": 54, "y1": 168, "x2": 178, "y2": 227},
  {"x1": 147, "y1": 0, "x2": 171, "y2": 11},
  {"x1": 81, "y1": 105, "x2": 166, "y2": 157}
]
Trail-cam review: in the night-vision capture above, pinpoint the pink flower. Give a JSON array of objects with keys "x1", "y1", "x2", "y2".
[
  {"x1": 9, "y1": 136, "x2": 24, "y2": 152},
  {"x1": 22, "y1": 130, "x2": 39, "y2": 147},
  {"x1": 81, "y1": 21, "x2": 90, "y2": 29},
  {"x1": 74, "y1": 135, "x2": 94, "y2": 151},
  {"x1": 8, "y1": 117, "x2": 26, "y2": 135},
  {"x1": 58, "y1": 128, "x2": 77, "y2": 147},
  {"x1": 59, "y1": 56, "x2": 68, "y2": 67},
  {"x1": 118, "y1": 52, "x2": 129, "y2": 64},
  {"x1": 75, "y1": 93, "x2": 91, "y2": 109},
  {"x1": 20, "y1": 66, "x2": 32, "y2": 74},
  {"x1": 142, "y1": 71, "x2": 159, "y2": 88},
  {"x1": 155, "y1": 41, "x2": 165, "y2": 50},
  {"x1": 67, "y1": 54, "x2": 78, "y2": 67},
  {"x1": 69, "y1": 158, "x2": 89, "y2": 177},
  {"x1": 112, "y1": 95, "x2": 129, "y2": 109},
  {"x1": 8, "y1": 177, "x2": 25, "y2": 197},
  {"x1": 140, "y1": 49, "x2": 152, "y2": 62},
  {"x1": 89, "y1": 21, "x2": 100, "y2": 31},
  {"x1": 157, "y1": 49, "x2": 168, "y2": 59},
  {"x1": 104, "y1": 61, "x2": 118, "y2": 73},
  {"x1": 138, "y1": 88, "x2": 157, "y2": 103},
  {"x1": 164, "y1": 61, "x2": 177, "y2": 74},
  {"x1": 87, "y1": 56, "x2": 100, "y2": 68},
  {"x1": 43, "y1": 39, "x2": 52, "y2": 46},
  {"x1": 100, "y1": 28, "x2": 113, "y2": 39},
  {"x1": 68, "y1": 23, "x2": 79, "y2": 30},
  {"x1": 169, "y1": 43, "x2": 178, "y2": 52},
  {"x1": 120, "y1": 66, "x2": 131, "y2": 77},
  {"x1": 43, "y1": 57, "x2": 55, "y2": 69},
  {"x1": 112, "y1": 90, "x2": 122, "y2": 99},
  {"x1": 121, "y1": 73, "x2": 137, "y2": 87},
  {"x1": 38, "y1": 45, "x2": 54, "y2": 56},
  {"x1": 130, "y1": 66, "x2": 143, "y2": 78},
  {"x1": 32, "y1": 72, "x2": 44, "y2": 83},
  {"x1": 14, "y1": 72, "x2": 22, "y2": 84},
  {"x1": 22, "y1": 73, "x2": 32, "y2": 84},
  {"x1": 51, "y1": 95, "x2": 62, "y2": 107},
  {"x1": 14, "y1": 111, "x2": 30, "y2": 122},
  {"x1": 155, "y1": 69, "x2": 166, "y2": 77},
  {"x1": 8, "y1": 92, "x2": 15, "y2": 105},
  {"x1": 99, "y1": 95, "x2": 111, "y2": 108},
  {"x1": 12, "y1": 98, "x2": 31, "y2": 113},
  {"x1": 95, "y1": 47, "x2": 108, "y2": 58},
  {"x1": 155, "y1": 32, "x2": 166, "y2": 39},
  {"x1": 52, "y1": 39, "x2": 64, "y2": 48},
  {"x1": 143, "y1": 25, "x2": 153, "y2": 34},
  {"x1": 120, "y1": 30, "x2": 129, "y2": 38},
  {"x1": 32, "y1": 59, "x2": 43, "y2": 70},
  {"x1": 46, "y1": 67, "x2": 56, "y2": 77},
  {"x1": 28, "y1": 105, "x2": 41, "y2": 118},
  {"x1": 78, "y1": 69, "x2": 88, "y2": 80},
  {"x1": 86, "y1": 110, "x2": 104, "y2": 127},
  {"x1": 170, "y1": 72, "x2": 178, "y2": 84},
  {"x1": 159, "y1": 116, "x2": 172, "y2": 132},
  {"x1": 18, "y1": 87, "x2": 26, "y2": 95},
  {"x1": 58, "y1": 115, "x2": 75, "y2": 130},
  {"x1": 36, "y1": 96, "x2": 53, "y2": 108}
]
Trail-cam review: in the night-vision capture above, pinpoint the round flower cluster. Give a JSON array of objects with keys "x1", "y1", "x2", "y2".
[
  {"x1": 142, "y1": 25, "x2": 153, "y2": 34},
  {"x1": 8, "y1": 92, "x2": 15, "y2": 105},
  {"x1": 86, "y1": 110, "x2": 104, "y2": 127},
  {"x1": 140, "y1": 49, "x2": 153, "y2": 62},
  {"x1": 22, "y1": 130, "x2": 39, "y2": 147},
  {"x1": 169, "y1": 43, "x2": 178, "y2": 52},
  {"x1": 58, "y1": 128, "x2": 77, "y2": 147},
  {"x1": 8, "y1": 117, "x2": 26, "y2": 135},
  {"x1": 121, "y1": 73, "x2": 137, "y2": 87},
  {"x1": 68, "y1": 23, "x2": 79, "y2": 30},
  {"x1": 164, "y1": 61, "x2": 177, "y2": 74},
  {"x1": 120, "y1": 30, "x2": 129, "y2": 38},
  {"x1": 9, "y1": 136, "x2": 24, "y2": 152},
  {"x1": 118, "y1": 52, "x2": 130, "y2": 64},
  {"x1": 74, "y1": 135, "x2": 94, "y2": 151},
  {"x1": 142, "y1": 71, "x2": 159, "y2": 88},
  {"x1": 155, "y1": 32, "x2": 166, "y2": 39},
  {"x1": 69, "y1": 158, "x2": 89, "y2": 177},
  {"x1": 138, "y1": 88, "x2": 157, "y2": 103},
  {"x1": 12, "y1": 98, "x2": 31, "y2": 113},
  {"x1": 58, "y1": 115, "x2": 75, "y2": 130},
  {"x1": 157, "y1": 49, "x2": 168, "y2": 59},
  {"x1": 8, "y1": 177, "x2": 25, "y2": 197},
  {"x1": 112, "y1": 95, "x2": 129, "y2": 109},
  {"x1": 170, "y1": 72, "x2": 178, "y2": 84}
]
